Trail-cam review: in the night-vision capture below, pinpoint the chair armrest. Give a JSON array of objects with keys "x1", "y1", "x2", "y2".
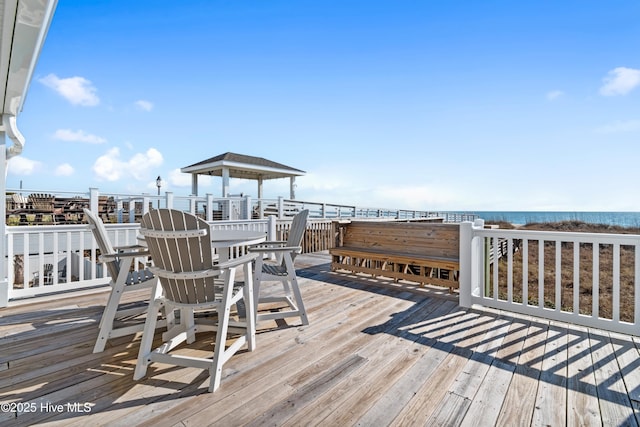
[
  {"x1": 148, "y1": 266, "x2": 220, "y2": 280},
  {"x1": 114, "y1": 244, "x2": 147, "y2": 251},
  {"x1": 248, "y1": 241, "x2": 287, "y2": 251},
  {"x1": 248, "y1": 245, "x2": 301, "y2": 254},
  {"x1": 99, "y1": 249, "x2": 151, "y2": 262}
]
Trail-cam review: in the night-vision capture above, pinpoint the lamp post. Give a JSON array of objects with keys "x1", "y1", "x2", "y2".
[{"x1": 156, "y1": 176, "x2": 162, "y2": 209}]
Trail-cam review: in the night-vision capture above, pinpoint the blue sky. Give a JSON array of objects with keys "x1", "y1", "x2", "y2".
[{"x1": 8, "y1": 0, "x2": 640, "y2": 211}]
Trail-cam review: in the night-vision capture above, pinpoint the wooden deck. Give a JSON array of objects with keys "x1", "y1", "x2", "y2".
[{"x1": 2, "y1": 252, "x2": 640, "y2": 426}]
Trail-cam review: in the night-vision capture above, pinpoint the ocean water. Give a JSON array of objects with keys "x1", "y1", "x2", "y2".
[{"x1": 467, "y1": 211, "x2": 640, "y2": 228}]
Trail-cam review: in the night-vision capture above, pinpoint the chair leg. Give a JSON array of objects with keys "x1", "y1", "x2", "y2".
[
  {"x1": 252, "y1": 256, "x2": 264, "y2": 324},
  {"x1": 243, "y1": 261, "x2": 256, "y2": 351},
  {"x1": 93, "y1": 282, "x2": 125, "y2": 353},
  {"x1": 133, "y1": 299, "x2": 163, "y2": 381},
  {"x1": 184, "y1": 307, "x2": 196, "y2": 344},
  {"x1": 93, "y1": 258, "x2": 139, "y2": 353},
  {"x1": 209, "y1": 267, "x2": 236, "y2": 393},
  {"x1": 285, "y1": 269, "x2": 309, "y2": 325},
  {"x1": 284, "y1": 254, "x2": 309, "y2": 326}
]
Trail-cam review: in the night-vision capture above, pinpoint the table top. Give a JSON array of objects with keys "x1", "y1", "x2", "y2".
[{"x1": 210, "y1": 229, "x2": 267, "y2": 247}]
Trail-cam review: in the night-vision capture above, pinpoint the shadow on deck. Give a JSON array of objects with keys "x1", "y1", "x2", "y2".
[{"x1": 1, "y1": 252, "x2": 639, "y2": 426}]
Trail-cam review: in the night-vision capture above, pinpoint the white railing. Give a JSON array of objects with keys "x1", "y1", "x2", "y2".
[
  {"x1": 6, "y1": 223, "x2": 141, "y2": 301},
  {"x1": 459, "y1": 220, "x2": 640, "y2": 335},
  {"x1": 2, "y1": 218, "x2": 278, "y2": 305},
  {"x1": 7, "y1": 187, "x2": 478, "y2": 223}
]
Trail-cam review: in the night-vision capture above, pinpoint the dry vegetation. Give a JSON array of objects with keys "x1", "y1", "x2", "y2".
[{"x1": 489, "y1": 220, "x2": 640, "y2": 323}]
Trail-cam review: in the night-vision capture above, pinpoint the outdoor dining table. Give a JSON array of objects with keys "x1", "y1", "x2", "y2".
[
  {"x1": 210, "y1": 229, "x2": 267, "y2": 338},
  {"x1": 210, "y1": 229, "x2": 267, "y2": 262}
]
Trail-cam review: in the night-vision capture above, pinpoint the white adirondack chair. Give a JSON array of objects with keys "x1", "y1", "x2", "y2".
[
  {"x1": 133, "y1": 209, "x2": 259, "y2": 393},
  {"x1": 249, "y1": 209, "x2": 310, "y2": 326},
  {"x1": 83, "y1": 208, "x2": 163, "y2": 353}
]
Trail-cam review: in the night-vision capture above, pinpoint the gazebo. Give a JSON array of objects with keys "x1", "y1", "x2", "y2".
[{"x1": 181, "y1": 152, "x2": 306, "y2": 199}]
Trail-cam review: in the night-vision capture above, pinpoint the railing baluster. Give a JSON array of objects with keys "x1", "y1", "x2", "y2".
[
  {"x1": 593, "y1": 243, "x2": 599, "y2": 319},
  {"x1": 493, "y1": 236, "x2": 499, "y2": 300},
  {"x1": 573, "y1": 239, "x2": 580, "y2": 316},
  {"x1": 555, "y1": 239, "x2": 561, "y2": 312},
  {"x1": 635, "y1": 244, "x2": 640, "y2": 325},
  {"x1": 6, "y1": 233, "x2": 14, "y2": 287},
  {"x1": 52, "y1": 232, "x2": 59, "y2": 285},
  {"x1": 538, "y1": 238, "x2": 544, "y2": 309},
  {"x1": 37, "y1": 233, "x2": 45, "y2": 287},
  {"x1": 507, "y1": 238, "x2": 513, "y2": 303},
  {"x1": 23, "y1": 234, "x2": 30, "y2": 289},
  {"x1": 613, "y1": 243, "x2": 620, "y2": 323},
  {"x1": 522, "y1": 238, "x2": 528, "y2": 306}
]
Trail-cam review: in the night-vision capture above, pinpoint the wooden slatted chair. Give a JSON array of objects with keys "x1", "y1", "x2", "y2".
[
  {"x1": 133, "y1": 209, "x2": 259, "y2": 393},
  {"x1": 249, "y1": 209, "x2": 310, "y2": 326},
  {"x1": 11, "y1": 193, "x2": 29, "y2": 210},
  {"x1": 32, "y1": 263, "x2": 54, "y2": 286},
  {"x1": 83, "y1": 208, "x2": 163, "y2": 353}
]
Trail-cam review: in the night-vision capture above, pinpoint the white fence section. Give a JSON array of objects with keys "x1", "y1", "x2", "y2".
[
  {"x1": 2, "y1": 218, "x2": 278, "y2": 305},
  {"x1": 7, "y1": 187, "x2": 479, "y2": 223},
  {"x1": 459, "y1": 220, "x2": 640, "y2": 336},
  {"x1": 6, "y1": 223, "x2": 141, "y2": 301}
]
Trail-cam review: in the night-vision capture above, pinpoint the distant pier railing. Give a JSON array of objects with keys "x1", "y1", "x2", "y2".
[{"x1": 5, "y1": 187, "x2": 479, "y2": 224}]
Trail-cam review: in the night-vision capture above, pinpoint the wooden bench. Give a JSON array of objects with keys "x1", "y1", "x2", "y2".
[{"x1": 330, "y1": 220, "x2": 460, "y2": 290}]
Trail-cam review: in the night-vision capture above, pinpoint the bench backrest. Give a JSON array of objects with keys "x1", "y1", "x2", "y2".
[{"x1": 341, "y1": 221, "x2": 460, "y2": 260}]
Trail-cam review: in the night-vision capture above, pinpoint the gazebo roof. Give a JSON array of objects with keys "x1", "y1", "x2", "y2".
[{"x1": 181, "y1": 152, "x2": 305, "y2": 180}]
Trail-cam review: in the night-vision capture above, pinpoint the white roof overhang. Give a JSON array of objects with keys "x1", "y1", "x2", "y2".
[{"x1": 1, "y1": 0, "x2": 57, "y2": 157}]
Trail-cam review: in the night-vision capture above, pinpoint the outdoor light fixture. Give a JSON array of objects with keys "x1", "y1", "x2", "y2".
[{"x1": 156, "y1": 176, "x2": 162, "y2": 208}]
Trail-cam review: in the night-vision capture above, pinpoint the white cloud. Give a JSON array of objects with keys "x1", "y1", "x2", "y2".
[
  {"x1": 546, "y1": 90, "x2": 564, "y2": 100},
  {"x1": 53, "y1": 129, "x2": 106, "y2": 144},
  {"x1": 55, "y1": 163, "x2": 75, "y2": 176},
  {"x1": 93, "y1": 147, "x2": 164, "y2": 182},
  {"x1": 7, "y1": 156, "x2": 41, "y2": 175},
  {"x1": 169, "y1": 168, "x2": 198, "y2": 187},
  {"x1": 596, "y1": 119, "x2": 640, "y2": 133},
  {"x1": 599, "y1": 67, "x2": 640, "y2": 96},
  {"x1": 135, "y1": 100, "x2": 154, "y2": 111},
  {"x1": 38, "y1": 74, "x2": 100, "y2": 106}
]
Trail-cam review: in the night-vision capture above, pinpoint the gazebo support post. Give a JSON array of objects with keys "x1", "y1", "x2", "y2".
[
  {"x1": 257, "y1": 177, "x2": 264, "y2": 219},
  {"x1": 222, "y1": 167, "x2": 230, "y2": 197},
  {"x1": 191, "y1": 174, "x2": 198, "y2": 196},
  {"x1": 290, "y1": 177, "x2": 296, "y2": 199}
]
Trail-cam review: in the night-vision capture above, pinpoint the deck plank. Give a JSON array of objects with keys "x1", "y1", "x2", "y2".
[
  {"x1": 456, "y1": 314, "x2": 530, "y2": 427},
  {"x1": 590, "y1": 329, "x2": 639, "y2": 426},
  {"x1": 566, "y1": 325, "x2": 601, "y2": 427},
  {"x1": 531, "y1": 321, "x2": 568, "y2": 427},
  {"x1": 495, "y1": 316, "x2": 549, "y2": 427},
  {"x1": 2, "y1": 253, "x2": 640, "y2": 426}
]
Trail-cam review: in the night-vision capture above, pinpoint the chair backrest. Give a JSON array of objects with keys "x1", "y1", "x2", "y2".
[
  {"x1": 83, "y1": 208, "x2": 120, "y2": 280},
  {"x1": 28, "y1": 193, "x2": 54, "y2": 211},
  {"x1": 140, "y1": 209, "x2": 216, "y2": 305},
  {"x1": 12, "y1": 193, "x2": 28, "y2": 208},
  {"x1": 285, "y1": 209, "x2": 309, "y2": 263}
]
